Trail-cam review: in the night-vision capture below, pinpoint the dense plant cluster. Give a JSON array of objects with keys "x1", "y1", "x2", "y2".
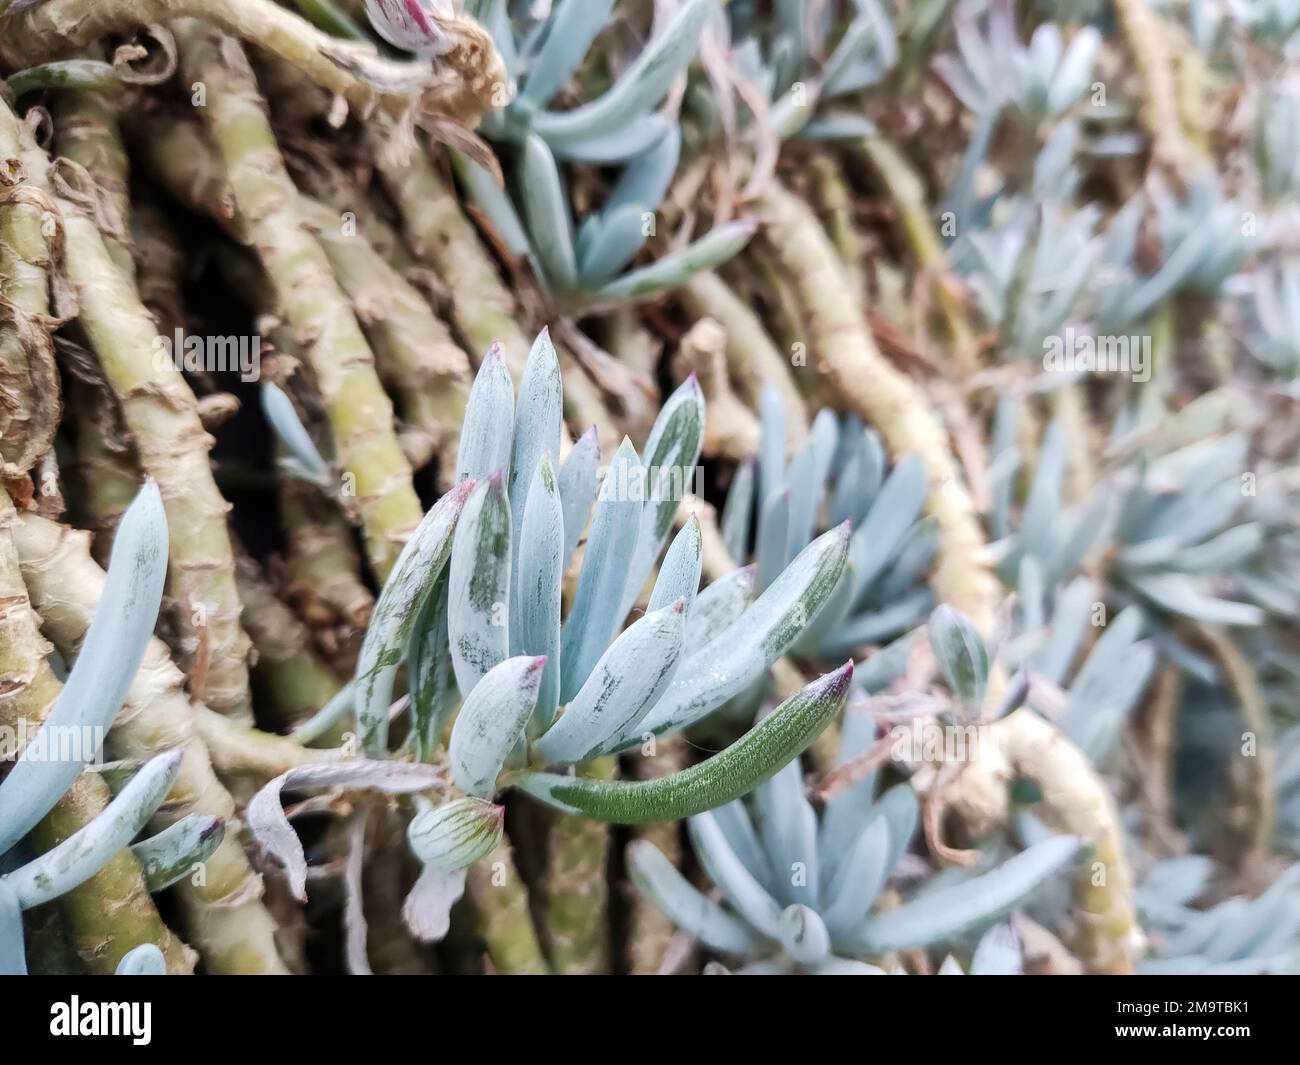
[{"x1": 0, "y1": 0, "x2": 1296, "y2": 976}]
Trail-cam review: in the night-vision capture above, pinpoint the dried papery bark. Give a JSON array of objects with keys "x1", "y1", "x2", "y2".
[
  {"x1": 0, "y1": 486, "x2": 191, "y2": 974},
  {"x1": 176, "y1": 22, "x2": 423, "y2": 580},
  {"x1": 233, "y1": 551, "x2": 348, "y2": 733},
  {"x1": 0, "y1": 102, "x2": 60, "y2": 482},
  {"x1": 0, "y1": 0, "x2": 505, "y2": 128},
  {"x1": 11, "y1": 510, "x2": 291, "y2": 974}
]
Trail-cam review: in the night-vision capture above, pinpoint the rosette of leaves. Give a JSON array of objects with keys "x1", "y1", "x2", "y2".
[
  {"x1": 720, "y1": 389, "x2": 936, "y2": 688},
  {"x1": 347, "y1": 329, "x2": 854, "y2": 870},
  {"x1": 718, "y1": 0, "x2": 898, "y2": 142},
  {"x1": 992, "y1": 411, "x2": 1266, "y2": 642},
  {"x1": 447, "y1": 0, "x2": 757, "y2": 308},
  {"x1": 932, "y1": 0, "x2": 1101, "y2": 123},
  {"x1": 949, "y1": 193, "x2": 1101, "y2": 360},
  {"x1": 628, "y1": 687, "x2": 1081, "y2": 973},
  {"x1": 1134, "y1": 856, "x2": 1300, "y2": 974},
  {"x1": 1095, "y1": 176, "x2": 1253, "y2": 332},
  {"x1": 0, "y1": 486, "x2": 224, "y2": 975}
]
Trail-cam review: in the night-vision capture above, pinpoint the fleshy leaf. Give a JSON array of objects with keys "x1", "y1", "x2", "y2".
[
  {"x1": 115, "y1": 944, "x2": 167, "y2": 975},
  {"x1": 355, "y1": 481, "x2": 471, "y2": 755},
  {"x1": 928, "y1": 604, "x2": 990, "y2": 709},
  {"x1": 3, "y1": 751, "x2": 182, "y2": 909},
  {"x1": 517, "y1": 662, "x2": 853, "y2": 822},
  {"x1": 514, "y1": 454, "x2": 564, "y2": 734},
  {"x1": 455, "y1": 344, "x2": 515, "y2": 484},
  {"x1": 449, "y1": 655, "x2": 546, "y2": 797},
  {"x1": 247, "y1": 761, "x2": 444, "y2": 901},
  {"x1": 131, "y1": 814, "x2": 225, "y2": 893},
  {"x1": 535, "y1": 599, "x2": 686, "y2": 765},
  {"x1": 0, "y1": 482, "x2": 168, "y2": 857},
  {"x1": 407, "y1": 797, "x2": 505, "y2": 871},
  {"x1": 560, "y1": 438, "x2": 643, "y2": 702},
  {"x1": 448, "y1": 473, "x2": 513, "y2": 698},
  {"x1": 626, "y1": 839, "x2": 766, "y2": 957},
  {"x1": 843, "y1": 836, "x2": 1081, "y2": 953},
  {"x1": 622, "y1": 523, "x2": 851, "y2": 745}
]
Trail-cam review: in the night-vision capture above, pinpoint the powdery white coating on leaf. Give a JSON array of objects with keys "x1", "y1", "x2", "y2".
[
  {"x1": 355, "y1": 481, "x2": 472, "y2": 755},
  {"x1": 0, "y1": 481, "x2": 168, "y2": 857},
  {"x1": 535, "y1": 598, "x2": 686, "y2": 765},
  {"x1": 403, "y1": 864, "x2": 468, "y2": 943},
  {"x1": 3, "y1": 750, "x2": 182, "y2": 909},
  {"x1": 447, "y1": 473, "x2": 513, "y2": 698},
  {"x1": 449, "y1": 655, "x2": 545, "y2": 797},
  {"x1": 247, "y1": 762, "x2": 446, "y2": 901}
]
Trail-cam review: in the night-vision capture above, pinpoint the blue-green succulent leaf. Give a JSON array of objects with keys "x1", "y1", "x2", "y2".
[
  {"x1": 450, "y1": 655, "x2": 546, "y2": 797},
  {"x1": 558, "y1": 425, "x2": 600, "y2": 570},
  {"x1": 531, "y1": 0, "x2": 710, "y2": 150},
  {"x1": 448, "y1": 474, "x2": 513, "y2": 698},
  {"x1": 560, "y1": 438, "x2": 643, "y2": 701},
  {"x1": 3, "y1": 750, "x2": 181, "y2": 909},
  {"x1": 588, "y1": 220, "x2": 759, "y2": 304},
  {"x1": 521, "y1": 0, "x2": 617, "y2": 106},
  {"x1": 130, "y1": 814, "x2": 225, "y2": 893},
  {"x1": 115, "y1": 943, "x2": 167, "y2": 975},
  {"x1": 455, "y1": 344, "x2": 515, "y2": 484},
  {"x1": 684, "y1": 566, "x2": 756, "y2": 648},
  {"x1": 520, "y1": 133, "x2": 579, "y2": 292},
  {"x1": 261, "y1": 382, "x2": 330, "y2": 482},
  {"x1": 515, "y1": 454, "x2": 564, "y2": 735},
  {"x1": 0, "y1": 482, "x2": 168, "y2": 857},
  {"x1": 627, "y1": 839, "x2": 767, "y2": 957},
  {"x1": 845, "y1": 835, "x2": 1081, "y2": 953},
  {"x1": 536, "y1": 599, "x2": 686, "y2": 765},
  {"x1": 356, "y1": 481, "x2": 470, "y2": 755}
]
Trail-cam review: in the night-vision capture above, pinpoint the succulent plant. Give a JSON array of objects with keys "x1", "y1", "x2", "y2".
[
  {"x1": 343, "y1": 329, "x2": 853, "y2": 869},
  {"x1": 721, "y1": 0, "x2": 899, "y2": 141},
  {"x1": 0, "y1": 485, "x2": 223, "y2": 975},
  {"x1": 721, "y1": 387, "x2": 933, "y2": 671},
  {"x1": 993, "y1": 412, "x2": 1267, "y2": 639},
  {"x1": 447, "y1": 0, "x2": 757, "y2": 308},
  {"x1": 1135, "y1": 855, "x2": 1300, "y2": 974},
  {"x1": 1096, "y1": 176, "x2": 1253, "y2": 332},
  {"x1": 628, "y1": 687, "x2": 1082, "y2": 973},
  {"x1": 933, "y1": 0, "x2": 1101, "y2": 124},
  {"x1": 1243, "y1": 256, "x2": 1300, "y2": 376}
]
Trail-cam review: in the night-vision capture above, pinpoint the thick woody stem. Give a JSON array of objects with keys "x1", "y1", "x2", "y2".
[
  {"x1": 177, "y1": 22, "x2": 423, "y2": 580},
  {"x1": 465, "y1": 838, "x2": 550, "y2": 974},
  {"x1": 679, "y1": 272, "x2": 807, "y2": 450},
  {"x1": 1110, "y1": 0, "x2": 1201, "y2": 179},
  {"x1": 0, "y1": 0, "x2": 504, "y2": 126},
  {"x1": 53, "y1": 88, "x2": 134, "y2": 275},
  {"x1": 301, "y1": 195, "x2": 472, "y2": 475},
  {"x1": 0, "y1": 101, "x2": 60, "y2": 480},
  {"x1": 12, "y1": 511, "x2": 291, "y2": 974},
  {"x1": 758, "y1": 179, "x2": 1139, "y2": 974},
  {"x1": 853, "y1": 138, "x2": 980, "y2": 374},
  {"x1": 58, "y1": 196, "x2": 255, "y2": 720},
  {"x1": 371, "y1": 132, "x2": 616, "y2": 455},
  {"x1": 672, "y1": 317, "x2": 758, "y2": 462},
  {"x1": 0, "y1": 487, "x2": 191, "y2": 974},
  {"x1": 234, "y1": 551, "x2": 347, "y2": 731},
  {"x1": 542, "y1": 756, "x2": 616, "y2": 974}
]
